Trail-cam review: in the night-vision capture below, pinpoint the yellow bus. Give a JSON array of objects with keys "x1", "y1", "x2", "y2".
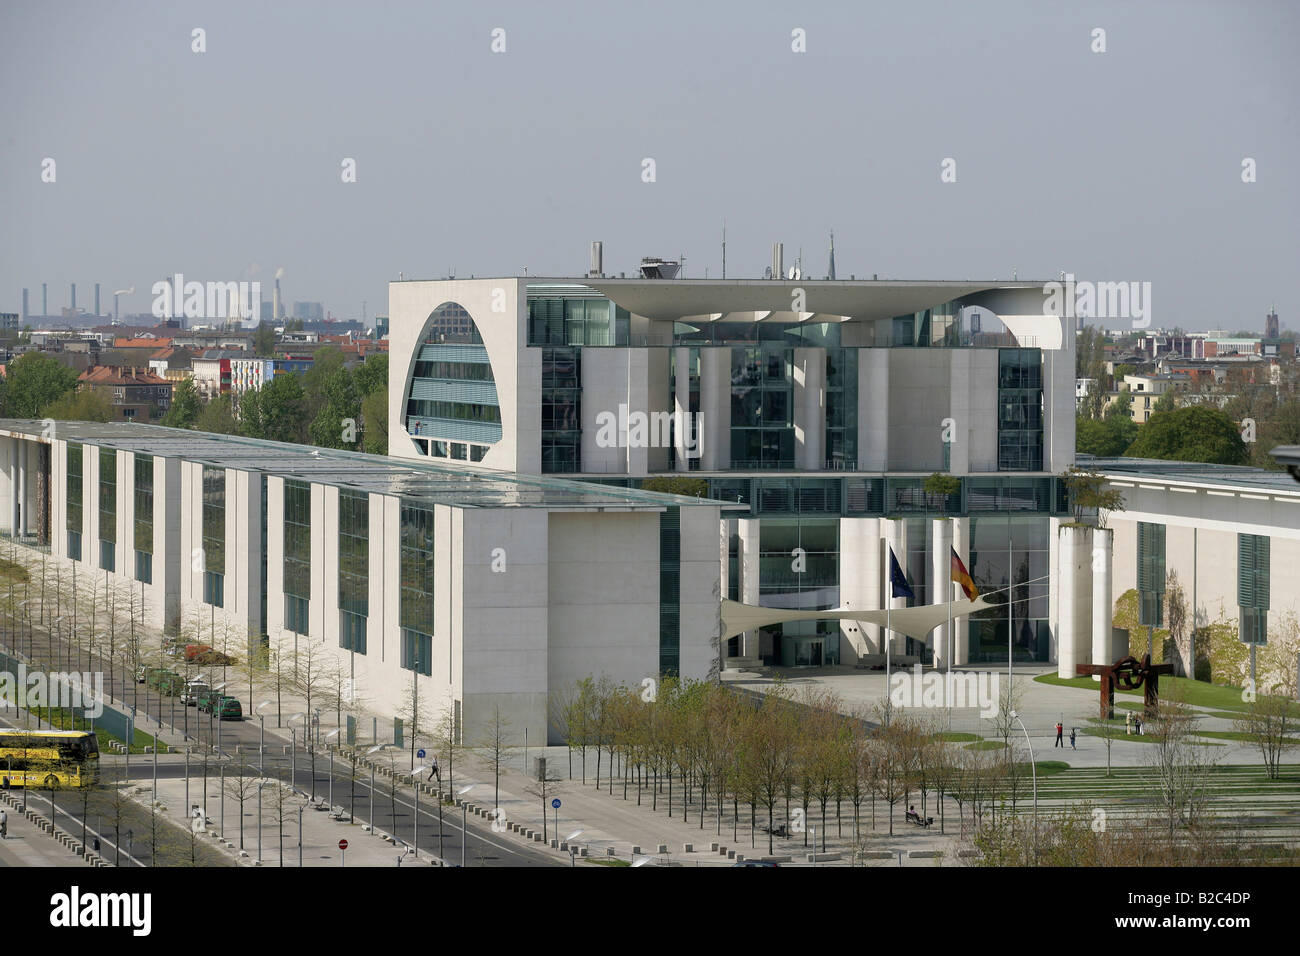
[{"x1": 0, "y1": 729, "x2": 100, "y2": 789}]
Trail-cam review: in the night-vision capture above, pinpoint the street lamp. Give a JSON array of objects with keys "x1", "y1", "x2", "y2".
[
  {"x1": 324, "y1": 729, "x2": 339, "y2": 809},
  {"x1": 566, "y1": 829, "x2": 584, "y2": 867},
  {"x1": 367, "y1": 744, "x2": 396, "y2": 840},
  {"x1": 411, "y1": 765, "x2": 426, "y2": 861},
  {"x1": 256, "y1": 778, "x2": 274, "y2": 865},
  {"x1": 1009, "y1": 710, "x2": 1039, "y2": 854},
  {"x1": 255, "y1": 701, "x2": 272, "y2": 774},
  {"x1": 288, "y1": 712, "x2": 304, "y2": 793},
  {"x1": 291, "y1": 787, "x2": 309, "y2": 867},
  {"x1": 458, "y1": 784, "x2": 474, "y2": 867}
]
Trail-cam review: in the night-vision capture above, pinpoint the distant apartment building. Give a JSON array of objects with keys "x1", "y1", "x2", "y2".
[
  {"x1": 230, "y1": 357, "x2": 276, "y2": 395},
  {"x1": 1265, "y1": 309, "x2": 1280, "y2": 340},
  {"x1": 0, "y1": 313, "x2": 18, "y2": 330},
  {"x1": 1076, "y1": 378, "x2": 1095, "y2": 409},
  {"x1": 191, "y1": 350, "x2": 241, "y2": 399},
  {"x1": 79, "y1": 366, "x2": 173, "y2": 422}
]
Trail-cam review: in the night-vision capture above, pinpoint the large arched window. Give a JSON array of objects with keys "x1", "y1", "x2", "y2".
[{"x1": 404, "y1": 302, "x2": 501, "y2": 461}]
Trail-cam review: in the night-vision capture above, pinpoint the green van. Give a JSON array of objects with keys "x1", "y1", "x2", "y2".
[{"x1": 217, "y1": 697, "x2": 243, "y2": 721}]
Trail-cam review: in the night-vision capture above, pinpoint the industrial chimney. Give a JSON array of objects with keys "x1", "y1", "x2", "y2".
[
  {"x1": 94, "y1": 283, "x2": 101, "y2": 317},
  {"x1": 71, "y1": 283, "x2": 76, "y2": 312},
  {"x1": 42, "y1": 283, "x2": 47, "y2": 316},
  {"x1": 21, "y1": 288, "x2": 28, "y2": 322},
  {"x1": 772, "y1": 244, "x2": 784, "y2": 281},
  {"x1": 588, "y1": 241, "x2": 604, "y2": 278}
]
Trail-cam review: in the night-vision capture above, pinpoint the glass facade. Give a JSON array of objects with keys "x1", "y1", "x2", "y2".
[
  {"x1": 133, "y1": 453, "x2": 152, "y2": 584},
  {"x1": 1238, "y1": 533, "x2": 1269, "y2": 644},
  {"x1": 99, "y1": 447, "x2": 115, "y2": 572},
  {"x1": 758, "y1": 518, "x2": 841, "y2": 667},
  {"x1": 825, "y1": 349, "x2": 858, "y2": 469},
  {"x1": 283, "y1": 479, "x2": 312, "y2": 635},
  {"x1": 527, "y1": 293, "x2": 630, "y2": 347},
  {"x1": 541, "y1": 347, "x2": 582, "y2": 473},
  {"x1": 66, "y1": 443, "x2": 83, "y2": 560},
  {"x1": 339, "y1": 489, "x2": 369, "y2": 654},
  {"x1": 399, "y1": 501, "x2": 435, "y2": 674},
  {"x1": 967, "y1": 515, "x2": 1050, "y2": 662},
  {"x1": 730, "y1": 346, "x2": 794, "y2": 469},
  {"x1": 997, "y1": 349, "x2": 1044, "y2": 471},
  {"x1": 202, "y1": 465, "x2": 225, "y2": 608},
  {"x1": 405, "y1": 301, "x2": 501, "y2": 453}
]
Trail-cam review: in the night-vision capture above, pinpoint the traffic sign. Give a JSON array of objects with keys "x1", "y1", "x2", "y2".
[
  {"x1": 551, "y1": 798, "x2": 561, "y2": 809},
  {"x1": 338, "y1": 839, "x2": 349, "y2": 851},
  {"x1": 417, "y1": 749, "x2": 426, "y2": 759}
]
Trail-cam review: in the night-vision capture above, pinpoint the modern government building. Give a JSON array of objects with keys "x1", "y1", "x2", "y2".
[{"x1": 0, "y1": 268, "x2": 1296, "y2": 741}]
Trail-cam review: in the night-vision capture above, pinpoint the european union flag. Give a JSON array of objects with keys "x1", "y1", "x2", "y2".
[{"x1": 889, "y1": 546, "x2": 915, "y2": 600}]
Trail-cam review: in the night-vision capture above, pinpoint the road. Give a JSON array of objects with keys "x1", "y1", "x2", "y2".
[{"x1": 2, "y1": 611, "x2": 560, "y2": 867}]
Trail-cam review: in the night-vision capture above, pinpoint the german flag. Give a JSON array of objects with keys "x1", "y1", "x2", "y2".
[{"x1": 950, "y1": 547, "x2": 978, "y2": 600}]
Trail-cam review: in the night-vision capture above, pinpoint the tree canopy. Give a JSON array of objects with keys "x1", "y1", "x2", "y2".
[
  {"x1": 1, "y1": 353, "x2": 80, "y2": 418},
  {"x1": 1123, "y1": 406, "x2": 1249, "y2": 465}
]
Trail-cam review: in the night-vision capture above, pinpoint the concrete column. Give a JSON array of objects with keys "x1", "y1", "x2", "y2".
[
  {"x1": 16, "y1": 443, "x2": 27, "y2": 537},
  {"x1": 858, "y1": 349, "x2": 889, "y2": 471},
  {"x1": 699, "y1": 348, "x2": 730, "y2": 471},
  {"x1": 930, "y1": 518, "x2": 954, "y2": 668},
  {"x1": 738, "y1": 517, "x2": 761, "y2": 659},
  {"x1": 838, "y1": 516, "x2": 882, "y2": 660},
  {"x1": 1048, "y1": 517, "x2": 1063, "y2": 665},
  {"x1": 1056, "y1": 525, "x2": 1092, "y2": 679},
  {"x1": 7, "y1": 438, "x2": 18, "y2": 535},
  {"x1": 794, "y1": 347, "x2": 825, "y2": 469},
  {"x1": 674, "y1": 346, "x2": 691, "y2": 472},
  {"x1": 1091, "y1": 527, "x2": 1113, "y2": 669}
]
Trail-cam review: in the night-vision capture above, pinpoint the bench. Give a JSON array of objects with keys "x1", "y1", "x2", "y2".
[{"x1": 905, "y1": 811, "x2": 934, "y2": 829}]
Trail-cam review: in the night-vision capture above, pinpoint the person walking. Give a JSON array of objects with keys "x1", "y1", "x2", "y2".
[
  {"x1": 1069, "y1": 727, "x2": 1077, "y2": 750},
  {"x1": 1, "y1": 808, "x2": 7, "y2": 840},
  {"x1": 427, "y1": 755, "x2": 440, "y2": 783},
  {"x1": 1055, "y1": 721, "x2": 1064, "y2": 748}
]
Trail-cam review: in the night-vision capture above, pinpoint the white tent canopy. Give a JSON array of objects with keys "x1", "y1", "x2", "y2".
[{"x1": 720, "y1": 596, "x2": 996, "y2": 641}]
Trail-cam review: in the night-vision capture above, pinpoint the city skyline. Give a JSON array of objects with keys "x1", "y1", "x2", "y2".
[{"x1": 2, "y1": 0, "x2": 1297, "y2": 332}]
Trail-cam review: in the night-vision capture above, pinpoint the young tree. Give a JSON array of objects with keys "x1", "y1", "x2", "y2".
[
  {"x1": 1061, "y1": 467, "x2": 1127, "y2": 527},
  {"x1": 161, "y1": 378, "x2": 201, "y2": 429},
  {"x1": 1232, "y1": 691, "x2": 1298, "y2": 780},
  {"x1": 0, "y1": 352, "x2": 79, "y2": 417},
  {"x1": 475, "y1": 703, "x2": 514, "y2": 816}
]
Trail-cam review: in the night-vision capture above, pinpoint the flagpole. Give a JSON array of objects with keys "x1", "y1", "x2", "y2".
[
  {"x1": 884, "y1": 538, "x2": 891, "y2": 727},
  {"x1": 947, "y1": 578, "x2": 954, "y2": 732}
]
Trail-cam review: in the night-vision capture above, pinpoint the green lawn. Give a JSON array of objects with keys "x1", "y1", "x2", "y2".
[
  {"x1": 936, "y1": 732, "x2": 981, "y2": 742},
  {"x1": 1035, "y1": 673, "x2": 1300, "y2": 716},
  {"x1": 965, "y1": 740, "x2": 1007, "y2": 751}
]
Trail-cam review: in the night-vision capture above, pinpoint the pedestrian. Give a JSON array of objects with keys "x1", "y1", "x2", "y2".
[
  {"x1": 1126, "y1": 711, "x2": 1134, "y2": 735},
  {"x1": 1, "y1": 808, "x2": 7, "y2": 839},
  {"x1": 1055, "y1": 721, "x2": 1063, "y2": 748},
  {"x1": 428, "y1": 756, "x2": 440, "y2": 783},
  {"x1": 1069, "y1": 727, "x2": 1077, "y2": 750},
  {"x1": 1135, "y1": 714, "x2": 1143, "y2": 735}
]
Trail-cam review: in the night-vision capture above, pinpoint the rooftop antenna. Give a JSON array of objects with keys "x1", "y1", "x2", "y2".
[
  {"x1": 721, "y1": 219, "x2": 726, "y2": 279},
  {"x1": 828, "y1": 230, "x2": 836, "y2": 280}
]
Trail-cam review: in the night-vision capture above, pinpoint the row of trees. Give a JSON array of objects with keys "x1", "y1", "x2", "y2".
[
  {"x1": 550, "y1": 676, "x2": 1042, "y2": 855},
  {"x1": 162, "y1": 348, "x2": 388, "y2": 455}
]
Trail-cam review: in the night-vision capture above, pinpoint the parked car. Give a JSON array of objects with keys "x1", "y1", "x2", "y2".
[
  {"x1": 183, "y1": 644, "x2": 213, "y2": 662},
  {"x1": 146, "y1": 668, "x2": 184, "y2": 695},
  {"x1": 193, "y1": 650, "x2": 237, "y2": 666},
  {"x1": 217, "y1": 696, "x2": 243, "y2": 721},
  {"x1": 181, "y1": 681, "x2": 209, "y2": 706},
  {"x1": 134, "y1": 663, "x2": 148, "y2": 683},
  {"x1": 197, "y1": 689, "x2": 224, "y2": 714}
]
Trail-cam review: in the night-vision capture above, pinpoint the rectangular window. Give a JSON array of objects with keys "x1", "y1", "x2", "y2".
[
  {"x1": 283, "y1": 479, "x2": 312, "y2": 633},
  {"x1": 1238, "y1": 533, "x2": 1269, "y2": 644},
  {"x1": 400, "y1": 629, "x2": 432, "y2": 676},
  {"x1": 134, "y1": 453, "x2": 153, "y2": 558},
  {"x1": 66, "y1": 443, "x2": 83, "y2": 558},
  {"x1": 399, "y1": 502, "x2": 435, "y2": 666},
  {"x1": 997, "y1": 349, "x2": 1044, "y2": 471},
  {"x1": 338, "y1": 489, "x2": 369, "y2": 654},
  {"x1": 1136, "y1": 521, "x2": 1166, "y2": 627},
  {"x1": 202, "y1": 466, "x2": 225, "y2": 607},
  {"x1": 135, "y1": 550, "x2": 153, "y2": 585},
  {"x1": 659, "y1": 508, "x2": 680, "y2": 677}
]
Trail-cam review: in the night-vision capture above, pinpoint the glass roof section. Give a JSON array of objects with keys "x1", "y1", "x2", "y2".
[{"x1": 0, "y1": 420, "x2": 722, "y2": 511}]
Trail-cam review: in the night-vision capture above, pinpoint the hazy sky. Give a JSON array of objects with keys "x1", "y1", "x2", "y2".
[{"x1": 2, "y1": 0, "x2": 1296, "y2": 332}]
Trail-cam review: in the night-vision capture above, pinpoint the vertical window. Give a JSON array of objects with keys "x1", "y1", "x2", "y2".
[
  {"x1": 283, "y1": 479, "x2": 312, "y2": 634},
  {"x1": 134, "y1": 453, "x2": 153, "y2": 584},
  {"x1": 202, "y1": 465, "x2": 225, "y2": 608},
  {"x1": 66, "y1": 443, "x2": 83, "y2": 560},
  {"x1": 659, "y1": 508, "x2": 680, "y2": 677},
  {"x1": 399, "y1": 501, "x2": 434, "y2": 673},
  {"x1": 1136, "y1": 521, "x2": 1166, "y2": 627},
  {"x1": 997, "y1": 349, "x2": 1044, "y2": 471},
  {"x1": 1238, "y1": 534, "x2": 1270, "y2": 645},
  {"x1": 338, "y1": 489, "x2": 369, "y2": 654},
  {"x1": 99, "y1": 447, "x2": 116, "y2": 571}
]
